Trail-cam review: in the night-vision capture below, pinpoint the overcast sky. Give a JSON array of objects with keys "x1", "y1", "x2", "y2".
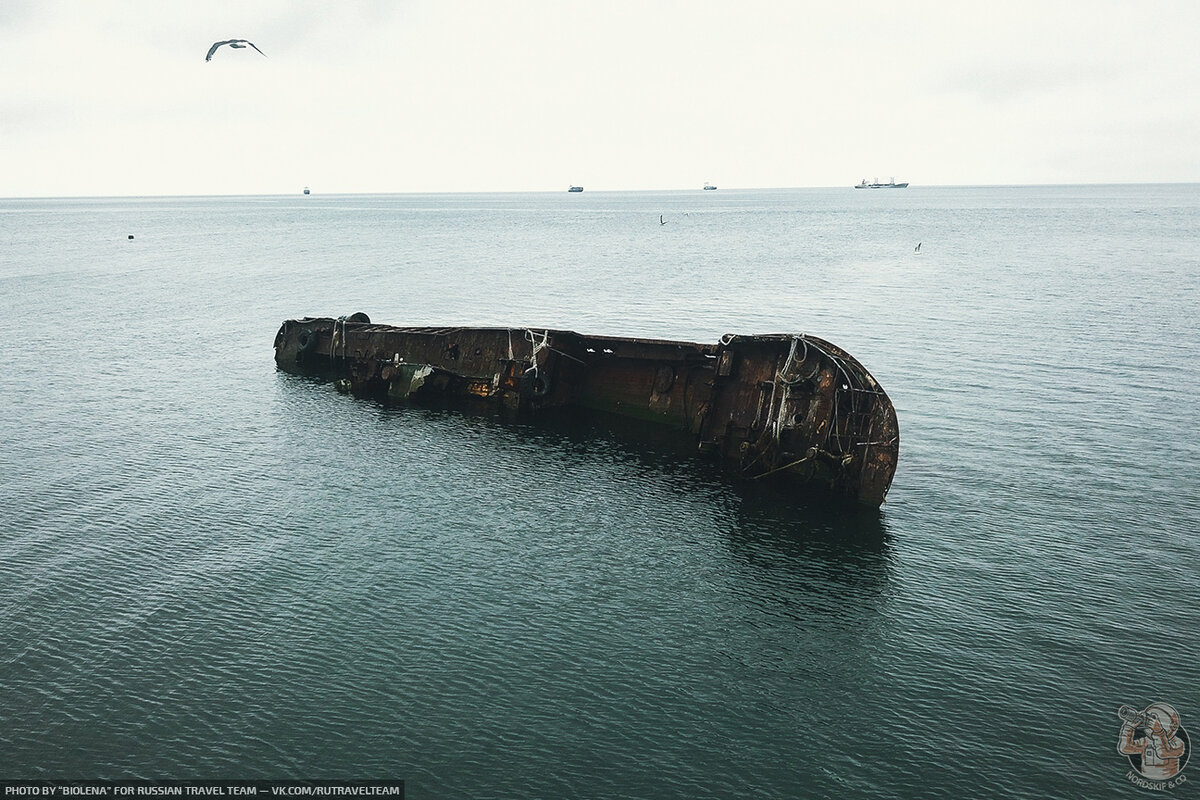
[{"x1": 2, "y1": 0, "x2": 1198, "y2": 197}]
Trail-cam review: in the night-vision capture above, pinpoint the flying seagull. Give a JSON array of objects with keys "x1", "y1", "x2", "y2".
[{"x1": 205, "y1": 39, "x2": 267, "y2": 62}]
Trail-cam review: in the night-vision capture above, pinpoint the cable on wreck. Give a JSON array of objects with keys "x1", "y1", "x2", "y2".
[
  {"x1": 330, "y1": 316, "x2": 350, "y2": 366},
  {"x1": 742, "y1": 335, "x2": 808, "y2": 477},
  {"x1": 800, "y1": 336, "x2": 890, "y2": 468},
  {"x1": 748, "y1": 447, "x2": 817, "y2": 480},
  {"x1": 524, "y1": 329, "x2": 549, "y2": 376}
]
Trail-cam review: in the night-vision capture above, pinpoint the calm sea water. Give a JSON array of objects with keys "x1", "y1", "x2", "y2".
[{"x1": 1, "y1": 186, "x2": 1198, "y2": 798}]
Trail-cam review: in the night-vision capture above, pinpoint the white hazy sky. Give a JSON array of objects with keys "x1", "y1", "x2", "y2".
[{"x1": 3, "y1": 0, "x2": 1199, "y2": 196}]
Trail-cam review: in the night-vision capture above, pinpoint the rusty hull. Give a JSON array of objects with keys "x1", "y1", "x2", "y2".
[{"x1": 273, "y1": 315, "x2": 899, "y2": 506}]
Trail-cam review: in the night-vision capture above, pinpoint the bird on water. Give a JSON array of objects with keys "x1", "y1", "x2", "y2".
[{"x1": 205, "y1": 39, "x2": 267, "y2": 61}]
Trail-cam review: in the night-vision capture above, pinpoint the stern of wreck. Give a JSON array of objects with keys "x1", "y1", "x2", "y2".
[{"x1": 701, "y1": 334, "x2": 898, "y2": 506}]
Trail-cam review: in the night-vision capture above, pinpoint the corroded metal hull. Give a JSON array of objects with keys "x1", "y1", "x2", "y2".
[{"x1": 274, "y1": 315, "x2": 899, "y2": 506}]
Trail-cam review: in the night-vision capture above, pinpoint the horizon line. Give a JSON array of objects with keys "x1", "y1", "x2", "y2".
[{"x1": 3, "y1": 180, "x2": 1198, "y2": 202}]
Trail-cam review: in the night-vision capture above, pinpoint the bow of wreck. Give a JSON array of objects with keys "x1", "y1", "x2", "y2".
[{"x1": 274, "y1": 315, "x2": 899, "y2": 507}]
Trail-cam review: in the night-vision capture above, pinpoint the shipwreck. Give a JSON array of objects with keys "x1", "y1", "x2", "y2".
[{"x1": 273, "y1": 314, "x2": 899, "y2": 506}]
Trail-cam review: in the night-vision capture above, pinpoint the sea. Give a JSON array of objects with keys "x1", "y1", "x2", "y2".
[{"x1": 1, "y1": 185, "x2": 1197, "y2": 798}]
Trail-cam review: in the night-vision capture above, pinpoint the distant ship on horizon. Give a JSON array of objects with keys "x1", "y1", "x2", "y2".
[
  {"x1": 703, "y1": 183, "x2": 717, "y2": 190},
  {"x1": 568, "y1": 185, "x2": 583, "y2": 192},
  {"x1": 855, "y1": 178, "x2": 908, "y2": 189},
  {"x1": 303, "y1": 186, "x2": 310, "y2": 195}
]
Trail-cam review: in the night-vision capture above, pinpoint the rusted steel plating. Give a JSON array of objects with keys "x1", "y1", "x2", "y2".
[{"x1": 274, "y1": 314, "x2": 899, "y2": 506}]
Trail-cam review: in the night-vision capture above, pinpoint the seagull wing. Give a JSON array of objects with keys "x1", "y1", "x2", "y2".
[
  {"x1": 244, "y1": 40, "x2": 268, "y2": 58},
  {"x1": 206, "y1": 39, "x2": 239, "y2": 61}
]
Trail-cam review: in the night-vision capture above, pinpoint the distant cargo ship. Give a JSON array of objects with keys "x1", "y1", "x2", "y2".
[
  {"x1": 855, "y1": 178, "x2": 908, "y2": 189},
  {"x1": 703, "y1": 183, "x2": 717, "y2": 190},
  {"x1": 568, "y1": 186, "x2": 583, "y2": 192},
  {"x1": 303, "y1": 186, "x2": 310, "y2": 195}
]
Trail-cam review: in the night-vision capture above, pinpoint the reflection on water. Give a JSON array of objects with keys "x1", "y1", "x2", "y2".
[
  {"x1": 254, "y1": 374, "x2": 897, "y2": 797},
  {"x1": 282, "y1": 369, "x2": 895, "y2": 615},
  {"x1": 723, "y1": 486, "x2": 889, "y2": 587}
]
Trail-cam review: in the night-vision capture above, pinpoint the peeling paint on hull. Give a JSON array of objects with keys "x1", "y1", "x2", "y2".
[{"x1": 274, "y1": 315, "x2": 899, "y2": 507}]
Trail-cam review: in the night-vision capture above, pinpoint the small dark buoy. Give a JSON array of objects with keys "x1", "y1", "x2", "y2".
[{"x1": 128, "y1": 235, "x2": 134, "y2": 240}]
